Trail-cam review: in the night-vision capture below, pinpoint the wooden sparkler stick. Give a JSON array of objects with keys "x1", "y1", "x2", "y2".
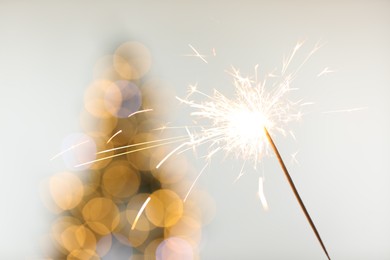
[{"x1": 264, "y1": 127, "x2": 331, "y2": 260}]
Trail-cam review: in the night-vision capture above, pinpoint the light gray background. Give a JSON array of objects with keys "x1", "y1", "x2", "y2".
[{"x1": 0, "y1": 1, "x2": 389, "y2": 259}]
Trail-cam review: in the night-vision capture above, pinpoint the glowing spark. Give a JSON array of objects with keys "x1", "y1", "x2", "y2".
[
  {"x1": 50, "y1": 140, "x2": 89, "y2": 161},
  {"x1": 317, "y1": 67, "x2": 334, "y2": 77},
  {"x1": 300, "y1": 102, "x2": 314, "y2": 107},
  {"x1": 212, "y1": 47, "x2": 217, "y2": 57},
  {"x1": 233, "y1": 161, "x2": 246, "y2": 183},
  {"x1": 171, "y1": 67, "x2": 301, "y2": 165},
  {"x1": 156, "y1": 142, "x2": 190, "y2": 169},
  {"x1": 106, "y1": 130, "x2": 122, "y2": 144},
  {"x1": 257, "y1": 177, "x2": 269, "y2": 211},
  {"x1": 183, "y1": 163, "x2": 209, "y2": 202},
  {"x1": 157, "y1": 43, "x2": 331, "y2": 259},
  {"x1": 187, "y1": 44, "x2": 208, "y2": 64},
  {"x1": 75, "y1": 136, "x2": 189, "y2": 167},
  {"x1": 155, "y1": 43, "x2": 321, "y2": 170},
  {"x1": 97, "y1": 135, "x2": 188, "y2": 154},
  {"x1": 322, "y1": 107, "x2": 367, "y2": 114},
  {"x1": 131, "y1": 196, "x2": 151, "y2": 230},
  {"x1": 291, "y1": 150, "x2": 300, "y2": 165},
  {"x1": 128, "y1": 108, "x2": 153, "y2": 118}
]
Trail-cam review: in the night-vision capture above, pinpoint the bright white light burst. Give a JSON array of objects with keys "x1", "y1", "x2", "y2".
[{"x1": 175, "y1": 42, "x2": 317, "y2": 167}]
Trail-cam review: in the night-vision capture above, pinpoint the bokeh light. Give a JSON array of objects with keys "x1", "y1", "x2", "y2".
[
  {"x1": 82, "y1": 197, "x2": 120, "y2": 235},
  {"x1": 102, "y1": 160, "x2": 140, "y2": 199},
  {"x1": 113, "y1": 41, "x2": 152, "y2": 80},
  {"x1": 104, "y1": 80, "x2": 142, "y2": 118},
  {"x1": 45, "y1": 40, "x2": 215, "y2": 259},
  {"x1": 156, "y1": 237, "x2": 194, "y2": 260},
  {"x1": 145, "y1": 189, "x2": 183, "y2": 228},
  {"x1": 49, "y1": 171, "x2": 84, "y2": 211}
]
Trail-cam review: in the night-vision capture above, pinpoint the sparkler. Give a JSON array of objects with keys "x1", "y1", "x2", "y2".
[
  {"x1": 73, "y1": 43, "x2": 331, "y2": 258},
  {"x1": 264, "y1": 127, "x2": 330, "y2": 260},
  {"x1": 160, "y1": 42, "x2": 331, "y2": 259}
]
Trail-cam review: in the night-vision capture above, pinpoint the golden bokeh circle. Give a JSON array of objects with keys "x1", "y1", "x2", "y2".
[
  {"x1": 145, "y1": 189, "x2": 183, "y2": 228},
  {"x1": 84, "y1": 80, "x2": 117, "y2": 118},
  {"x1": 113, "y1": 41, "x2": 152, "y2": 80},
  {"x1": 82, "y1": 197, "x2": 120, "y2": 235},
  {"x1": 49, "y1": 172, "x2": 84, "y2": 211},
  {"x1": 102, "y1": 160, "x2": 140, "y2": 199},
  {"x1": 61, "y1": 225, "x2": 96, "y2": 253},
  {"x1": 52, "y1": 216, "x2": 82, "y2": 254},
  {"x1": 126, "y1": 193, "x2": 157, "y2": 232}
]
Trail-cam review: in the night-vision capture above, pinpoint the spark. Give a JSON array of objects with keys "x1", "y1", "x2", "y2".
[
  {"x1": 131, "y1": 196, "x2": 151, "y2": 230},
  {"x1": 167, "y1": 44, "x2": 308, "y2": 167},
  {"x1": 156, "y1": 43, "x2": 331, "y2": 259},
  {"x1": 183, "y1": 163, "x2": 209, "y2": 202},
  {"x1": 106, "y1": 130, "x2": 122, "y2": 144},
  {"x1": 75, "y1": 136, "x2": 189, "y2": 168},
  {"x1": 257, "y1": 176, "x2": 269, "y2": 211},
  {"x1": 212, "y1": 47, "x2": 217, "y2": 57},
  {"x1": 96, "y1": 135, "x2": 189, "y2": 155},
  {"x1": 322, "y1": 107, "x2": 367, "y2": 114},
  {"x1": 233, "y1": 161, "x2": 247, "y2": 183},
  {"x1": 50, "y1": 140, "x2": 89, "y2": 161},
  {"x1": 291, "y1": 150, "x2": 300, "y2": 165},
  {"x1": 187, "y1": 44, "x2": 208, "y2": 64},
  {"x1": 128, "y1": 108, "x2": 153, "y2": 118},
  {"x1": 317, "y1": 67, "x2": 334, "y2": 77}
]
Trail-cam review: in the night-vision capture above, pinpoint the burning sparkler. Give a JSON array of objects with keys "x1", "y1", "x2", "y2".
[
  {"x1": 74, "y1": 42, "x2": 331, "y2": 259},
  {"x1": 157, "y1": 42, "x2": 331, "y2": 259}
]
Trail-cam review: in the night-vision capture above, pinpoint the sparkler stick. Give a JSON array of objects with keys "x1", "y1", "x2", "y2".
[{"x1": 264, "y1": 127, "x2": 331, "y2": 260}]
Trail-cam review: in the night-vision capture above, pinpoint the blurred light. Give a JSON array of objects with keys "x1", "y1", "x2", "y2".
[
  {"x1": 156, "y1": 237, "x2": 194, "y2": 260},
  {"x1": 102, "y1": 160, "x2": 140, "y2": 199},
  {"x1": 145, "y1": 189, "x2": 183, "y2": 227},
  {"x1": 51, "y1": 216, "x2": 82, "y2": 254},
  {"x1": 49, "y1": 171, "x2": 84, "y2": 211},
  {"x1": 82, "y1": 197, "x2": 120, "y2": 235},
  {"x1": 60, "y1": 225, "x2": 96, "y2": 253},
  {"x1": 126, "y1": 194, "x2": 155, "y2": 232},
  {"x1": 113, "y1": 41, "x2": 152, "y2": 80},
  {"x1": 104, "y1": 80, "x2": 142, "y2": 118}
]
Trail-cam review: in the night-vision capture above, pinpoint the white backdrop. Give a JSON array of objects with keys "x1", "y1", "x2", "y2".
[{"x1": 0, "y1": 1, "x2": 389, "y2": 259}]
